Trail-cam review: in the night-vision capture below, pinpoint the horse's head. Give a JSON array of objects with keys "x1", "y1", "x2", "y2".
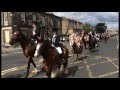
[{"x1": 9, "y1": 30, "x2": 22, "y2": 45}]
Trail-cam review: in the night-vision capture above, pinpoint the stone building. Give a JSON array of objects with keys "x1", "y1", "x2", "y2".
[
  {"x1": 1, "y1": 12, "x2": 62, "y2": 45},
  {"x1": 1, "y1": 12, "x2": 83, "y2": 45},
  {"x1": 62, "y1": 17, "x2": 83, "y2": 35}
]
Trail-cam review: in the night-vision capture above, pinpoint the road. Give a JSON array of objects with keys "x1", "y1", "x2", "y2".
[{"x1": 1, "y1": 35, "x2": 119, "y2": 78}]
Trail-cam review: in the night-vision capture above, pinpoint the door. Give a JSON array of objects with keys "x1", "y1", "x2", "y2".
[{"x1": 4, "y1": 30, "x2": 10, "y2": 43}]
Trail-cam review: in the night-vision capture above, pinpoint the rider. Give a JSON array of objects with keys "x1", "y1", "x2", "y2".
[
  {"x1": 74, "y1": 32, "x2": 81, "y2": 48},
  {"x1": 52, "y1": 32, "x2": 64, "y2": 61},
  {"x1": 88, "y1": 31, "x2": 93, "y2": 51},
  {"x1": 32, "y1": 19, "x2": 43, "y2": 58}
]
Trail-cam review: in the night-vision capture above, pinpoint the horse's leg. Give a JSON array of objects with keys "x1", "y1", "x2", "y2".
[
  {"x1": 25, "y1": 60, "x2": 31, "y2": 78},
  {"x1": 57, "y1": 59, "x2": 61, "y2": 69},
  {"x1": 77, "y1": 54, "x2": 78, "y2": 57},
  {"x1": 84, "y1": 41, "x2": 86, "y2": 49},
  {"x1": 45, "y1": 65, "x2": 52, "y2": 78},
  {"x1": 72, "y1": 53, "x2": 75, "y2": 62},
  {"x1": 31, "y1": 59, "x2": 38, "y2": 74},
  {"x1": 31, "y1": 59, "x2": 37, "y2": 68},
  {"x1": 63, "y1": 59, "x2": 69, "y2": 75}
]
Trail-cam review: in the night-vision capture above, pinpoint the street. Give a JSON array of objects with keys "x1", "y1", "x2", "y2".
[{"x1": 1, "y1": 35, "x2": 119, "y2": 78}]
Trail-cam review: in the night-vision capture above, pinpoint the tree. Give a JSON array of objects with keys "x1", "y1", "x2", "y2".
[
  {"x1": 95, "y1": 23, "x2": 107, "y2": 33},
  {"x1": 83, "y1": 23, "x2": 92, "y2": 33}
]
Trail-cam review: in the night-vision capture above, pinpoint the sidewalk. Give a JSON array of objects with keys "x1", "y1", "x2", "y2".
[{"x1": 1, "y1": 46, "x2": 22, "y2": 54}]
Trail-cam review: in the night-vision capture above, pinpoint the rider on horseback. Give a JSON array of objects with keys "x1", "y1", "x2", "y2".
[
  {"x1": 52, "y1": 32, "x2": 64, "y2": 62},
  {"x1": 88, "y1": 31, "x2": 96, "y2": 51},
  {"x1": 31, "y1": 20, "x2": 43, "y2": 58}
]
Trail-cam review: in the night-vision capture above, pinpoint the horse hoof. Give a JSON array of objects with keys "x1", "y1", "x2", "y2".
[
  {"x1": 51, "y1": 73, "x2": 56, "y2": 78},
  {"x1": 51, "y1": 70, "x2": 60, "y2": 78}
]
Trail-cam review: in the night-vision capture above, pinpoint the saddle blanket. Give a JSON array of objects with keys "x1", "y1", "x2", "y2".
[{"x1": 55, "y1": 47, "x2": 62, "y2": 54}]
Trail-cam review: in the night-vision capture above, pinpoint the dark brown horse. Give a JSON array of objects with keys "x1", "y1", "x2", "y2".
[
  {"x1": 9, "y1": 28, "x2": 37, "y2": 78},
  {"x1": 38, "y1": 40, "x2": 69, "y2": 78},
  {"x1": 9, "y1": 27, "x2": 69, "y2": 78}
]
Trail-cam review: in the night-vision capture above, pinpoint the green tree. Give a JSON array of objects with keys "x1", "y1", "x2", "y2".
[
  {"x1": 95, "y1": 23, "x2": 107, "y2": 33},
  {"x1": 83, "y1": 23, "x2": 92, "y2": 33}
]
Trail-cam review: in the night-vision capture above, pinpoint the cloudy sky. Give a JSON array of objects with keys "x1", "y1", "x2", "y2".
[{"x1": 52, "y1": 12, "x2": 119, "y2": 29}]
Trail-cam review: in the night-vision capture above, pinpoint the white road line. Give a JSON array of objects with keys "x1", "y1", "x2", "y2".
[
  {"x1": 53, "y1": 59, "x2": 118, "y2": 78},
  {"x1": 94, "y1": 70, "x2": 119, "y2": 78},
  {"x1": 1, "y1": 59, "x2": 43, "y2": 76},
  {"x1": 105, "y1": 57, "x2": 119, "y2": 69},
  {"x1": 83, "y1": 59, "x2": 93, "y2": 78},
  {"x1": 69, "y1": 59, "x2": 118, "y2": 73},
  {"x1": 1, "y1": 54, "x2": 119, "y2": 78}
]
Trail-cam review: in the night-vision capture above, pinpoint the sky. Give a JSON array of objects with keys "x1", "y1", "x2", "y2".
[{"x1": 52, "y1": 12, "x2": 119, "y2": 30}]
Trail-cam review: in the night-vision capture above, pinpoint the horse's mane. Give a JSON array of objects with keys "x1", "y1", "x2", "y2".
[
  {"x1": 18, "y1": 31, "x2": 30, "y2": 41},
  {"x1": 40, "y1": 40, "x2": 52, "y2": 50},
  {"x1": 39, "y1": 40, "x2": 56, "y2": 59}
]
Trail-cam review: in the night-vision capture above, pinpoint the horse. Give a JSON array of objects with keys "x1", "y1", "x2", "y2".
[
  {"x1": 82, "y1": 34, "x2": 89, "y2": 49},
  {"x1": 9, "y1": 27, "x2": 69, "y2": 78},
  {"x1": 88, "y1": 34, "x2": 96, "y2": 52},
  {"x1": 9, "y1": 27, "x2": 38, "y2": 78},
  {"x1": 72, "y1": 41, "x2": 83, "y2": 58},
  {"x1": 37, "y1": 38, "x2": 69, "y2": 78}
]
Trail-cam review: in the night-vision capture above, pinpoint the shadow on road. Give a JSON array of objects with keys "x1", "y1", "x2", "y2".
[
  {"x1": 61, "y1": 66, "x2": 79, "y2": 78},
  {"x1": 73, "y1": 55, "x2": 88, "y2": 63}
]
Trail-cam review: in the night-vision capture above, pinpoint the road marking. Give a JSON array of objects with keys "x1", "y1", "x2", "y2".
[
  {"x1": 94, "y1": 70, "x2": 119, "y2": 78},
  {"x1": 39, "y1": 59, "x2": 119, "y2": 78},
  {"x1": 1, "y1": 59, "x2": 43, "y2": 76},
  {"x1": 105, "y1": 57, "x2": 119, "y2": 69},
  {"x1": 1, "y1": 53, "x2": 119, "y2": 78},
  {"x1": 83, "y1": 59, "x2": 93, "y2": 78},
  {"x1": 68, "y1": 59, "x2": 118, "y2": 73}
]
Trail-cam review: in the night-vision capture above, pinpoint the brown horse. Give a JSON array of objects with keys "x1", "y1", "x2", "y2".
[
  {"x1": 9, "y1": 27, "x2": 69, "y2": 78},
  {"x1": 72, "y1": 42, "x2": 83, "y2": 57},
  {"x1": 9, "y1": 28, "x2": 37, "y2": 78},
  {"x1": 38, "y1": 40, "x2": 69, "y2": 78}
]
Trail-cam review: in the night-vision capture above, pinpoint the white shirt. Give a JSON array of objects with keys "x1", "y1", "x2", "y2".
[
  {"x1": 52, "y1": 35, "x2": 57, "y2": 43},
  {"x1": 32, "y1": 23, "x2": 36, "y2": 35}
]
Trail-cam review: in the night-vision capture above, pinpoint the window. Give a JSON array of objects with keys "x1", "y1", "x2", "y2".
[
  {"x1": 58, "y1": 21, "x2": 60, "y2": 28},
  {"x1": 50, "y1": 19, "x2": 53, "y2": 27},
  {"x1": 21, "y1": 12, "x2": 25, "y2": 22},
  {"x1": 4, "y1": 12, "x2": 8, "y2": 26},
  {"x1": 33, "y1": 14, "x2": 36, "y2": 21}
]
